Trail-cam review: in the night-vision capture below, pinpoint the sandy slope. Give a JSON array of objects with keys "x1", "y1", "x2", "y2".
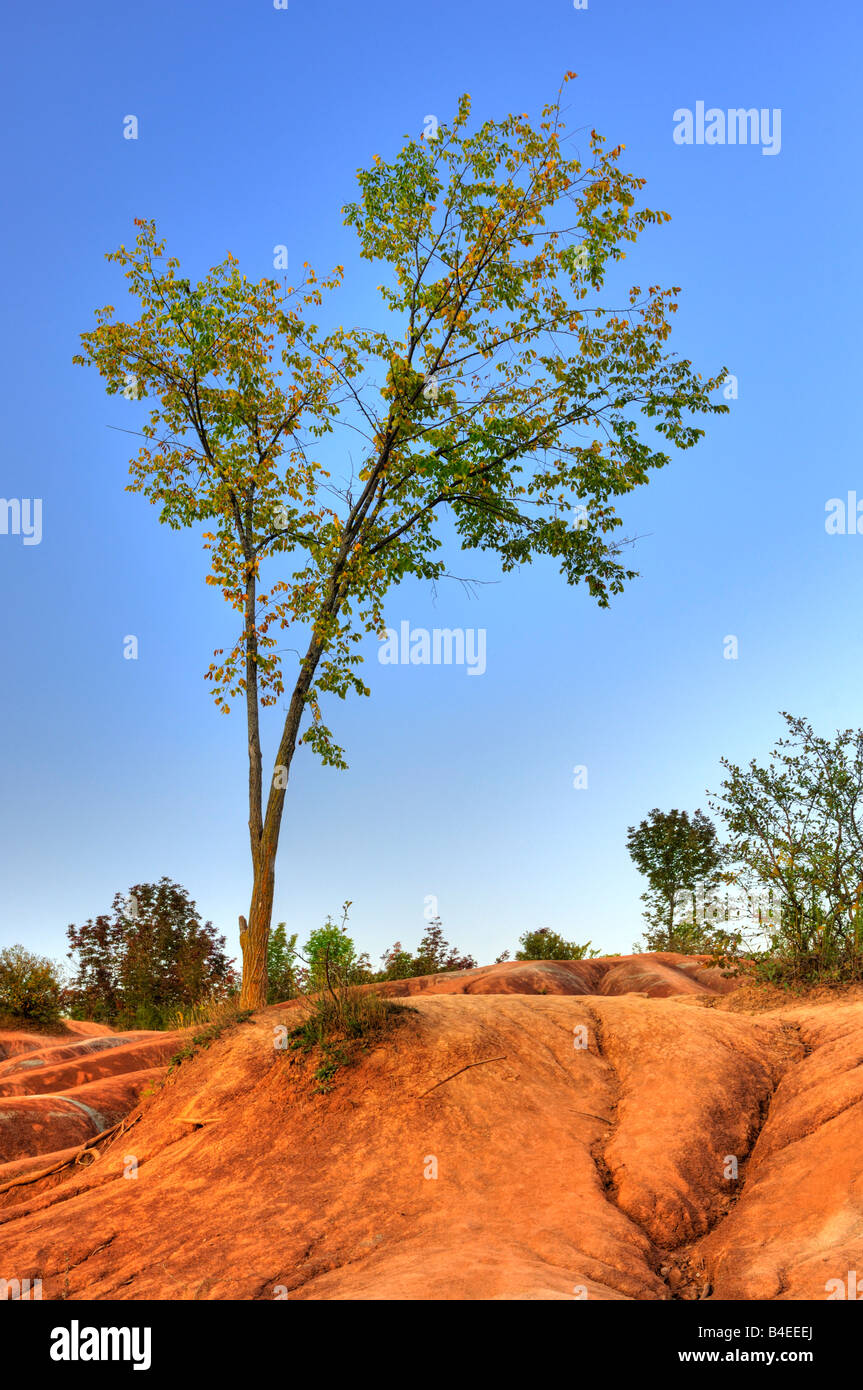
[{"x1": 0, "y1": 954, "x2": 860, "y2": 1301}]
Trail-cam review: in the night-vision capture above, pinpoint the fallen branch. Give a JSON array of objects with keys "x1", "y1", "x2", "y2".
[
  {"x1": 0, "y1": 1113, "x2": 141, "y2": 1197},
  {"x1": 417, "y1": 1055, "x2": 506, "y2": 1099}
]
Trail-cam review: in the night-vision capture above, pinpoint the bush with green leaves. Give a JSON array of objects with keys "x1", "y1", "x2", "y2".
[
  {"x1": 285, "y1": 904, "x2": 410, "y2": 1091},
  {"x1": 302, "y1": 902, "x2": 373, "y2": 991},
  {"x1": 634, "y1": 914, "x2": 731, "y2": 956},
  {"x1": 0, "y1": 945, "x2": 64, "y2": 1024},
  {"x1": 512, "y1": 928, "x2": 600, "y2": 961}
]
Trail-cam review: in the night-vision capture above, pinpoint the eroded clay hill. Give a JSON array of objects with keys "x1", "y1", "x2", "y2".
[
  {"x1": 0, "y1": 1021, "x2": 182, "y2": 1172},
  {"x1": 1, "y1": 953, "x2": 861, "y2": 1301}
]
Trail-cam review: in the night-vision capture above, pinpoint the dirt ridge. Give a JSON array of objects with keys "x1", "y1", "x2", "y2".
[{"x1": 0, "y1": 955, "x2": 860, "y2": 1300}]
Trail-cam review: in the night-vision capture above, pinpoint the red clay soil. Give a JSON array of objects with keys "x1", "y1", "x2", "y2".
[
  {"x1": 0, "y1": 953, "x2": 860, "y2": 1301},
  {"x1": 0, "y1": 1029, "x2": 181, "y2": 1166}
]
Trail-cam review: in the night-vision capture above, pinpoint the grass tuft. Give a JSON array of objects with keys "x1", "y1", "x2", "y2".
[
  {"x1": 168, "y1": 1004, "x2": 253, "y2": 1071},
  {"x1": 286, "y1": 987, "x2": 411, "y2": 1093}
]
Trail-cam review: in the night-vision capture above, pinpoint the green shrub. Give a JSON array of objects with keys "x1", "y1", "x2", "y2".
[
  {"x1": 0, "y1": 945, "x2": 64, "y2": 1024},
  {"x1": 287, "y1": 987, "x2": 409, "y2": 1092},
  {"x1": 286, "y1": 915, "x2": 411, "y2": 1092},
  {"x1": 513, "y1": 928, "x2": 600, "y2": 961},
  {"x1": 637, "y1": 918, "x2": 721, "y2": 955},
  {"x1": 301, "y1": 902, "x2": 374, "y2": 990}
]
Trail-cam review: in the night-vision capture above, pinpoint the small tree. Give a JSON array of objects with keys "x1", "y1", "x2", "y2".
[
  {"x1": 63, "y1": 909, "x2": 126, "y2": 1020},
  {"x1": 267, "y1": 922, "x2": 300, "y2": 1003},
  {"x1": 627, "y1": 808, "x2": 723, "y2": 951},
  {"x1": 377, "y1": 942, "x2": 415, "y2": 980},
  {"x1": 377, "y1": 917, "x2": 476, "y2": 979},
  {"x1": 710, "y1": 713, "x2": 863, "y2": 980},
  {"x1": 411, "y1": 917, "x2": 476, "y2": 974},
  {"x1": 67, "y1": 878, "x2": 237, "y2": 1025},
  {"x1": 0, "y1": 946, "x2": 64, "y2": 1025},
  {"x1": 514, "y1": 927, "x2": 599, "y2": 961},
  {"x1": 74, "y1": 78, "x2": 726, "y2": 1007},
  {"x1": 302, "y1": 902, "x2": 372, "y2": 990}
]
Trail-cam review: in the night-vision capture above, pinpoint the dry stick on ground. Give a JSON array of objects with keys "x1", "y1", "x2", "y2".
[
  {"x1": 0, "y1": 1113, "x2": 143, "y2": 1196},
  {"x1": 417, "y1": 1055, "x2": 507, "y2": 1099}
]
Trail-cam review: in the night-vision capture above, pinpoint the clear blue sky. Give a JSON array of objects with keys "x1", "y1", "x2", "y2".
[{"x1": 2, "y1": 0, "x2": 860, "y2": 972}]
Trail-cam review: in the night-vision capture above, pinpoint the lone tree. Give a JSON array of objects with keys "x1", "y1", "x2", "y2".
[
  {"x1": 626, "y1": 808, "x2": 723, "y2": 949},
  {"x1": 74, "y1": 78, "x2": 727, "y2": 1007}
]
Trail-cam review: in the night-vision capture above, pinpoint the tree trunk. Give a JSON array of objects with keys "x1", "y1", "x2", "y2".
[
  {"x1": 239, "y1": 537, "x2": 269, "y2": 1011},
  {"x1": 239, "y1": 844, "x2": 276, "y2": 1009},
  {"x1": 238, "y1": 632, "x2": 327, "y2": 1010}
]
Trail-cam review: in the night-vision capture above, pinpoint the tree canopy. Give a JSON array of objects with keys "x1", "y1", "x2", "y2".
[{"x1": 627, "y1": 807, "x2": 723, "y2": 949}]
